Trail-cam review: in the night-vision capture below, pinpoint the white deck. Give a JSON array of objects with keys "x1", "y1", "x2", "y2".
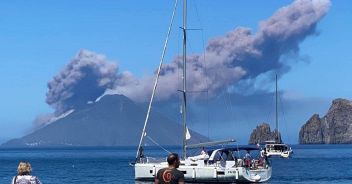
[{"x1": 135, "y1": 148, "x2": 272, "y2": 183}]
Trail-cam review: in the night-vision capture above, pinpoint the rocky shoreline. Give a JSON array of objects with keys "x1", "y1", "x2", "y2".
[
  {"x1": 299, "y1": 98, "x2": 352, "y2": 144},
  {"x1": 249, "y1": 98, "x2": 352, "y2": 144}
]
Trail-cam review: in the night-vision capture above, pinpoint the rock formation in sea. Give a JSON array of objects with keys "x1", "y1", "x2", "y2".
[
  {"x1": 299, "y1": 98, "x2": 352, "y2": 144},
  {"x1": 248, "y1": 123, "x2": 281, "y2": 144}
]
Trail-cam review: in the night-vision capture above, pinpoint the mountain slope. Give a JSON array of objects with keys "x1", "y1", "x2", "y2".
[{"x1": 2, "y1": 94, "x2": 207, "y2": 147}]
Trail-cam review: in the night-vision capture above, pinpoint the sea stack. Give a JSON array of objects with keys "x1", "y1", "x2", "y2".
[
  {"x1": 248, "y1": 123, "x2": 281, "y2": 144},
  {"x1": 299, "y1": 98, "x2": 352, "y2": 144}
]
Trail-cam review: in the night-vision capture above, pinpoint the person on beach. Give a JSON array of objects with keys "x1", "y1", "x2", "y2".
[
  {"x1": 11, "y1": 161, "x2": 42, "y2": 184},
  {"x1": 155, "y1": 153, "x2": 184, "y2": 184}
]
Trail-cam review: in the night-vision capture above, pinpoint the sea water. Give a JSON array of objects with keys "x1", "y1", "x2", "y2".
[{"x1": 1, "y1": 145, "x2": 351, "y2": 184}]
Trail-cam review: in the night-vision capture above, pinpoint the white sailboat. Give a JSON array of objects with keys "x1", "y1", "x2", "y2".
[
  {"x1": 264, "y1": 141, "x2": 292, "y2": 158},
  {"x1": 263, "y1": 75, "x2": 293, "y2": 158},
  {"x1": 133, "y1": 0, "x2": 272, "y2": 182}
]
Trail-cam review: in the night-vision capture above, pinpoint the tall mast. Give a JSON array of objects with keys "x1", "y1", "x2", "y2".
[
  {"x1": 275, "y1": 74, "x2": 280, "y2": 143},
  {"x1": 182, "y1": 0, "x2": 188, "y2": 159}
]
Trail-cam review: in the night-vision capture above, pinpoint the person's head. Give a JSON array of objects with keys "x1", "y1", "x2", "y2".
[
  {"x1": 167, "y1": 153, "x2": 180, "y2": 168},
  {"x1": 17, "y1": 161, "x2": 32, "y2": 175}
]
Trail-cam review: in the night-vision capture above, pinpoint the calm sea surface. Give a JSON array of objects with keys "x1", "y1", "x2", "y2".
[{"x1": 1, "y1": 145, "x2": 351, "y2": 184}]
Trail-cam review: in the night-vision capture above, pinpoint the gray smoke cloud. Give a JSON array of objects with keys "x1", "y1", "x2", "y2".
[
  {"x1": 46, "y1": 0, "x2": 330, "y2": 114},
  {"x1": 46, "y1": 50, "x2": 123, "y2": 114},
  {"x1": 113, "y1": 0, "x2": 331, "y2": 101}
]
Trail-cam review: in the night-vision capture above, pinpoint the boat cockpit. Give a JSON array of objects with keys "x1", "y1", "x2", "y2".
[{"x1": 186, "y1": 146, "x2": 270, "y2": 169}]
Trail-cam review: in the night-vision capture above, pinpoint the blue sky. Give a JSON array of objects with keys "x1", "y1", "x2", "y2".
[{"x1": 0, "y1": 0, "x2": 351, "y2": 144}]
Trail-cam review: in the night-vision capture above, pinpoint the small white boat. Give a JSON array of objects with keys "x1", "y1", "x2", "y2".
[
  {"x1": 262, "y1": 75, "x2": 293, "y2": 158},
  {"x1": 264, "y1": 141, "x2": 293, "y2": 158}
]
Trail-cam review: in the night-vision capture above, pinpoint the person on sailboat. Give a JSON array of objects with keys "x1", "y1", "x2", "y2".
[
  {"x1": 11, "y1": 161, "x2": 42, "y2": 184},
  {"x1": 244, "y1": 150, "x2": 252, "y2": 168},
  {"x1": 155, "y1": 153, "x2": 184, "y2": 184},
  {"x1": 257, "y1": 151, "x2": 266, "y2": 167},
  {"x1": 260, "y1": 149, "x2": 266, "y2": 158},
  {"x1": 138, "y1": 146, "x2": 145, "y2": 162},
  {"x1": 200, "y1": 147, "x2": 207, "y2": 155},
  {"x1": 190, "y1": 147, "x2": 209, "y2": 161}
]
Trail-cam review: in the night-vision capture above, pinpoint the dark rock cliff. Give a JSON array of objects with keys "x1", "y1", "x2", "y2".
[
  {"x1": 248, "y1": 123, "x2": 281, "y2": 144},
  {"x1": 299, "y1": 98, "x2": 352, "y2": 144}
]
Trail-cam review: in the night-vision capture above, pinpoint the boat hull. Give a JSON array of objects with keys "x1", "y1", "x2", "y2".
[
  {"x1": 264, "y1": 143, "x2": 293, "y2": 158},
  {"x1": 135, "y1": 162, "x2": 271, "y2": 183},
  {"x1": 266, "y1": 151, "x2": 292, "y2": 158}
]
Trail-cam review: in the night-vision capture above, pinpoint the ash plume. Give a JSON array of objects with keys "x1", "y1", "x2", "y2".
[
  {"x1": 46, "y1": 0, "x2": 331, "y2": 114},
  {"x1": 113, "y1": 0, "x2": 331, "y2": 101},
  {"x1": 46, "y1": 50, "x2": 121, "y2": 114}
]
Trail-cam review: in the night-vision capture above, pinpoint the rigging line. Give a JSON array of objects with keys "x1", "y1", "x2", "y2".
[
  {"x1": 262, "y1": 76, "x2": 275, "y2": 129},
  {"x1": 223, "y1": 92, "x2": 234, "y2": 132},
  {"x1": 207, "y1": 90, "x2": 210, "y2": 141},
  {"x1": 266, "y1": 83, "x2": 276, "y2": 132},
  {"x1": 146, "y1": 136, "x2": 172, "y2": 154},
  {"x1": 192, "y1": 0, "x2": 210, "y2": 142},
  {"x1": 235, "y1": 142, "x2": 240, "y2": 158},
  {"x1": 192, "y1": 0, "x2": 204, "y2": 31},
  {"x1": 187, "y1": 90, "x2": 208, "y2": 93},
  {"x1": 224, "y1": 92, "x2": 230, "y2": 120},
  {"x1": 279, "y1": 92, "x2": 291, "y2": 143},
  {"x1": 136, "y1": 0, "x2": 179, "y2": 161},
  {"x1": 203, "y1": 27, "x2": 210, "y2": 141},
  {"x1": 181, "y1": 0, "x2": 188, "y2": 160},
  {"x1": 186, "y1": 28, "x2": 203, "y2": 30},
  {"x1": 186, "y1": 0, "x2": 210, "y2": 141},
  {"x1": 177, "y1": 27, "x2": 181, "y2": 96},
  {"x1": 227, "y1": 91, "x2": 237, "y2": 130},
  {"x1": 191, "y1": 149, "x2": 198, "y2": 155},
  {"x1": 177, "y1": 27, "x2": 181, "y2": 129}
]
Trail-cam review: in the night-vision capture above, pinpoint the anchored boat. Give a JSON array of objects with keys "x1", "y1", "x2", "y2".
[
  {"x1": 135, "y1": 146, "x2": 272, "y2": 183},
  {"x1": 264, "y1": 141, "x2": 292, "y2": 158},
  {"x1": 133, "y1": 0, "x2": 272, "y2": 182},
  {"x1": 263, "y1": 75, "x2": 293, "y2": 158}
]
